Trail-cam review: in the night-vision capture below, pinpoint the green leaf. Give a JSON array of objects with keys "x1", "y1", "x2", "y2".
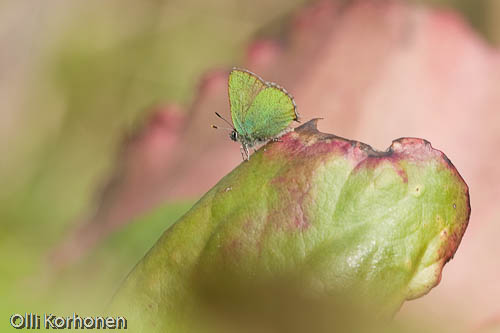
[{"x1": 110, "y1": 120, "x2": 470, "y2": 332}]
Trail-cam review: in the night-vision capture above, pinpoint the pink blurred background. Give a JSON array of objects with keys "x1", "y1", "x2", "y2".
[{"x1": 1, "y1": 0, "x2": 499, "y2": 331}]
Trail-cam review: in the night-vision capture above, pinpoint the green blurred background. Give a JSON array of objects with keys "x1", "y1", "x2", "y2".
[{"x1": 0, "y1": 0, "x2": 498, "y2": 331}]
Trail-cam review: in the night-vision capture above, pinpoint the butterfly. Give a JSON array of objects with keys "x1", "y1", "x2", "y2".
[{"x1": 213, "y1": 68, "x2": 300, "y2": 160}]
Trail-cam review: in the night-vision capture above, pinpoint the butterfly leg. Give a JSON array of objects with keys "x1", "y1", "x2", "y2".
[
  {"x1": 239, "y1": 146, "x2": 245, "y2": 160},
  {"x1": 240, "y1": 145, "x2": 250, "y2": 161},
  {"x1": 244, "y1": 144, "x2": 250, "y2": 160}
]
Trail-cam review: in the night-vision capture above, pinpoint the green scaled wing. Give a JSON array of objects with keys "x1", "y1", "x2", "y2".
[
  {"x1": 228, "y1": 68, "x2": 298, "y2": 142},
  {"x1": 228, "y1": 69, "x2": 266, "y2": 138},
  {"x1": 244, "y1": 85, "x2": 298, "y2": 141}
]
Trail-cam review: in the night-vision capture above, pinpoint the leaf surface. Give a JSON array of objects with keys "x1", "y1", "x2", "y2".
[{"x1": 111, "y1": 120, "x2": 470, "y2": 332}]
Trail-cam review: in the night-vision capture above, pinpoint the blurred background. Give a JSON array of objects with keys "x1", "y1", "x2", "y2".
[{"x1": 1, "y1": 0, "x2": 499, "y2": 331}]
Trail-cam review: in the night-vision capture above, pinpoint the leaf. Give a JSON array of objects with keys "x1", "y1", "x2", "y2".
[{"x1": 110, "y1": 120, "x2": 470, "y2": 332}]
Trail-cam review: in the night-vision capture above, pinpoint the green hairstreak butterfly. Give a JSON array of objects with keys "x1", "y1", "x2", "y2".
[{"x1": 213, "y1": 67, "x2": 300, "y2": 160}]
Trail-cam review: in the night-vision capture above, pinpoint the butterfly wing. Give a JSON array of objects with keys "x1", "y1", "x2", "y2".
[
  {"x1": 228, "y1": 69, "x2": 267, "y2": 138},
  {"x1": 243, "y1": 84, "x2": 298, "y2": 142}
]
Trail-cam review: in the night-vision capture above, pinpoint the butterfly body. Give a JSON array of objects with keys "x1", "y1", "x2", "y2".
[{"x1": 227, "y1": 68, "x2": 299, "y2": 160}]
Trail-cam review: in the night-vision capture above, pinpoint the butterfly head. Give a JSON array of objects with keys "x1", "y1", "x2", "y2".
[{"x1": 229, "y1": 130, "x2": 238, "y2": 142}]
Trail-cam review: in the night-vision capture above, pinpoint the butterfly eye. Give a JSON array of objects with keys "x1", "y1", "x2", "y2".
[{"x1": 229, "y1": 131, "x2": 238, "y2": 142}]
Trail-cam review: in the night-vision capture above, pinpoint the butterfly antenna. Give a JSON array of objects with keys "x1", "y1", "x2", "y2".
[
  {"x1": 211, "y1": 124, "x2": 233, "y2": 131},
  {"x1": 215, "y1": 112, "x2": 234, "y2": 129}
]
